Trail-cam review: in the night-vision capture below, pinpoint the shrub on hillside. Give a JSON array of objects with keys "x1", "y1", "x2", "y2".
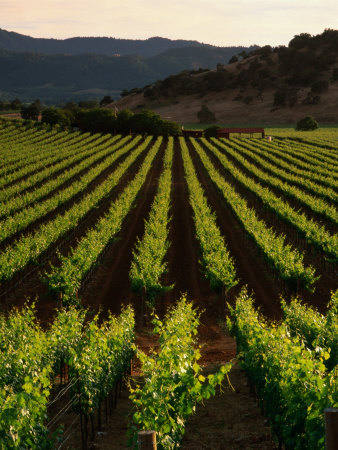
[
  {"x1": 197, "y1": 105, "x2": 216, "y2": 123},
  {"x1": 295, "y1": 116, "x2": 318, "y2": 131}
]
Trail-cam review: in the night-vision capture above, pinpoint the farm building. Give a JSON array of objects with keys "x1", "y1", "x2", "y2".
[{"x1": 217, "y1": 128, "x2": 265, "y2": 138}]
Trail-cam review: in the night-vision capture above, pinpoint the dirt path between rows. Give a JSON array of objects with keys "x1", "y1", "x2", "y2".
[
  {"x1": 82, "y1": 141, "x2": 166, "y2": 316},
  {"x1": 186, "y1": 140, "x2": 281, "y2": 320}
]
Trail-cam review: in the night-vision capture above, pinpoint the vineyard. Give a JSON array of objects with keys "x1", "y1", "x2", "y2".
[{"x1": 0, "y1": 120, "x2": 337, "y2": 449}]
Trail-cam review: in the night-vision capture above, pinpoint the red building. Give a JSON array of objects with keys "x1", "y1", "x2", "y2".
[{"x1": 217, "y1": 128, "x2": 265, "y2": 138}]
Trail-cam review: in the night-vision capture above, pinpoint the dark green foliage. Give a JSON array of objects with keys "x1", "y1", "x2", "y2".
[
  {"x1": 74, "y1": 108, "x2": 116, "y2": 134},
  {"x1": 0, "y1": 97, "x2": 23, "y2": 111},
  {"x1": 41, "y1": 107, "x2": 71, "y2": 128},
  {"x1": 20, "y1": 102, "x2": 40, "y2": 121},
  {"x1": 228, "y1": 55, "x2": 238, "y2": 64},
  {"x1": 99, "y1": 95, "x2": 113, "y2": 107},
  {"x1": 253, "y1": 45, "x2": 273, "y2": 59},
  {"x1": 78, "y1": 99, "x2": 99, "y2": 109},
  {"x1": 204, "y1": 125, "x2": 221, "y2": 138},
  {"x1": 69, "y1": 107, "x2": 180, "y2": 137},
  {"x1": 129, "y1": 110, "x2": 180, "y2": 137},
  {"x1": 296, "y1": 116, "x2": 319, "y2": 131},
  {"x1": 204, "y1": 70, "x2": 234, "y2": 91},
  {"x1": 9, "y1": 97, "x2": 22, "y2": 110},
  {"x1": 197, "y1": 105, "x2": 216, "y2": 123},
  {"x1": 114, "y1": 109, "x2": 134, "y2": 134},
  {"x1": 289, "y1": 33, "x2": 312, "y2": 49}
]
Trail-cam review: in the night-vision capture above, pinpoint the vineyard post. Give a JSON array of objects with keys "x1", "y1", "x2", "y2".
[
  {"x1": 97, "y1": 401, "x2": 101, "y2": 431},
  {"x1": 222, "y1": 285, "x2": 228, "y2": 313},
  {"x1": 138, "y1": 430, "x2": 157, "y2": 449},
  {"x1": 77, "y1": 377, "x2": 87, "y2": 450},
  {"x1": 142, "y1": 287, "x2": 147, "y2": 326},
  {"x1": 325, "y1": 408, "x2": 338, "y2": 450},
  {"x1": 58, "y1": 292, "x2": 63, "y2": 308}
]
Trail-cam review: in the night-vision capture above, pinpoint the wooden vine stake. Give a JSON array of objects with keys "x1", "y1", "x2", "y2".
[
  {"x1": 57, "y1": 292, "x2": 63, "y2": 308},
  {"x1": 325, "y1": 408, "x2": 338, "y2": 450},
  {"x1": 142, "y1": 287, "x2": 148, "y2": 326},
  {"x1": 138, "y1": 430, "x2": 157, "y2": 450},
  {"x1": 221, "y1": 285, "x2": 228, "y2": 314}
]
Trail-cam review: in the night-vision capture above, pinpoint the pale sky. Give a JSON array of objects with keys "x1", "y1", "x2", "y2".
[{"x1": 1, "y1": 0, "x2": 338, "y2": 47}]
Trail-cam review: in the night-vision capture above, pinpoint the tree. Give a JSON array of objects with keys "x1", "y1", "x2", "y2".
[
  {"x1": 228, "y1": 55, "x2": 238, "y2": 64},
  {"x1": 10, "y1": 98, "x2": 22, "y2": 110},
  {"x1": 197, "y1": 105, "x2": 216, "y2": 123},
  {"x1": 41, "y1": 107, "x2": 71, "y2": 128},
  {"x1": 115, "y1": 109, "x2": 134, "y2": 134},
  {"x1": 74, "y1": 108, "x2": 116, "y2": 134},
  {"x1": 295, "y1": 116, "x2": 318, "y2": 131},
  {"x1": 204, "y1": 126, "x2": 221, "y2": 138},
  {"x1": 100, "y1": 95, "x2": 113, "y2": 107},
  {"x1": 78, "y1": 99, "x2": 98, "y2": 109},
  {"x1": 20, "y1": 102, "x2": 40, "y2": 121}
]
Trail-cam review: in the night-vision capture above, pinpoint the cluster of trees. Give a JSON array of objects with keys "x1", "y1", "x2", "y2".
[
  {"x1": 40, "y1": 106, "x2": 181, "y2": 137},
  {"x1": 0, "y1": 98, "x2": 22, "y2": 111},
  {"x1": 8, "y1": 93, "x2": 180, "y2": 137}
]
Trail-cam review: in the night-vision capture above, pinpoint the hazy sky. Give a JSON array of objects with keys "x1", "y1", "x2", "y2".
[{"x1": 1, "y1": 0, "x2": 337, "y2": 46}]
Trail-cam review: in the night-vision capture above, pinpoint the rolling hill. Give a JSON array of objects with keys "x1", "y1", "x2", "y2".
[{"x1": 112, "y1": 30, "x2": 338, "y2": 125}]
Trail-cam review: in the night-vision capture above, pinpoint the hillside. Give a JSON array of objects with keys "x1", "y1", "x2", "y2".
[
  {"x1": 0, "y1": 29, "x2": 256, "y2": 103},
  {"x1": 0, "y1": 29, "x2": 212, "y2": 56},
  {"x1": 113, "y1": 29, "x2": 338, "y2": 125}
]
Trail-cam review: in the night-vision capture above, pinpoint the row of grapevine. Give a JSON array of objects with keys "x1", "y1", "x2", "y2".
[
  {"x1": 0, "y1": 135, "x2": 130, "y2": 217},
  {"x1": 214, "y1": 138, "x2": 338, "y2": 225},
  {"x1": 0, "y1": 136, "x2": 153, "y2": 285},
  {"x1": 227, "y1": 288, "x2": 338, "y2": 449},
  {"x1": 190, "y1": 138, "x2": 318, "y2": 290},
  {"x1": 0, "y1": 133, "x2": 111, "y2": 198},
  {"x1": 180, "y1": 137, "x2": 238, "y2": 292},
  {"x1": 0, "y1": 136, "x2": 137, "y2": 241},
  {"x1": 0, "y1": 303, "x2": 134, "y2": 448},
  {"x1": 0, "y1": 126, "x2": 78, "y2": 162},
  {"x1": 0, "y1": 124, "x2": 57, "y2": 149},
  {"x1": 224, "y1": 138, "x2": 337, "y2": 203},
  {"x1": 281, "y1": 292, "x2": 338, "y2": 371},
  {"x1": 44, "y1": 137, "x2": 163, "y2": 305},
  {"x1": 285, "y1": 138, "x2": 338, "y2": 164},
  {"x1": 0, "y1": 129, "x2": 83, "y2": 176},
  {"x1": 129, "y1": 296, "x2": 231, "y2": 449},
  {"x1": 130, "y1": 137, "x2": 173, "y2": 306},
  {"x1": 240, "y1": 138, "x2": 337, "y2": 188},
  {"x1": 201, "y1": 138, "x2": 337, "y2": 262},
  {"x1": 273, "y1": 137, "x2": 338, "y2": 169}
]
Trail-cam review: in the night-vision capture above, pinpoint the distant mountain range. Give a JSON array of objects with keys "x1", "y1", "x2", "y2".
[
  {"x1": 0, "y1": 29, "x2": 212, "y2": 56},
  {"x1": 0, "y1": 29, "x2": 257, "y2": 103}
]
